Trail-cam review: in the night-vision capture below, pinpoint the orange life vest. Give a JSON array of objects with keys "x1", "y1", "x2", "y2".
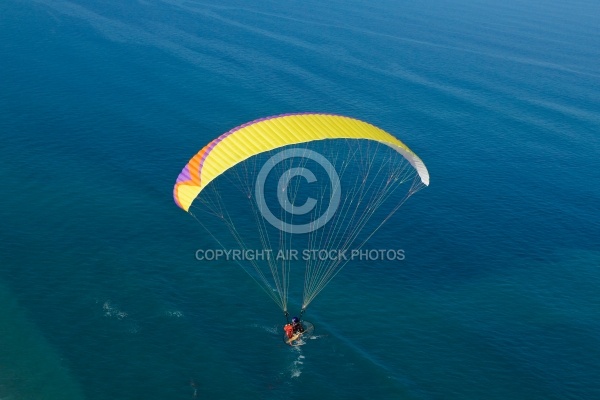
[{"x1": 284, "y1": 324, "x2": 294, "y2": 338}]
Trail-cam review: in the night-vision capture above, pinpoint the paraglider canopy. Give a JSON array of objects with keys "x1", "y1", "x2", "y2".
[
  {"x1": 174, "y1": 113, "x2": 429, "y2": 314},
  {"x1": 174, "y1": 113, "x2": 429, "y2": 212}
]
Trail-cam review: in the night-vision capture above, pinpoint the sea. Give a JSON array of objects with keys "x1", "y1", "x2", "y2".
[{"x1": 1, "y1": 0, "x2": 599, "y2": 399}]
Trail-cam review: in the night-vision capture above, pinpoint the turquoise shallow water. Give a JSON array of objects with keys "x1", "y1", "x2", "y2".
[{"x1": 1, "y1": 0, "x2": 600, "y2": 398}]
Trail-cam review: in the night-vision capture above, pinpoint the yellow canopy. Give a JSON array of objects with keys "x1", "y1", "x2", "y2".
[{"x1": 174, "y1": 113, "x2": 429, "y2": 211}]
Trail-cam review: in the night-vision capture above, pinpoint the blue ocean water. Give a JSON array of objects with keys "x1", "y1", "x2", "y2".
[{"x1": 1, "y1": 0, "x2": 600, "y2": 398}]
